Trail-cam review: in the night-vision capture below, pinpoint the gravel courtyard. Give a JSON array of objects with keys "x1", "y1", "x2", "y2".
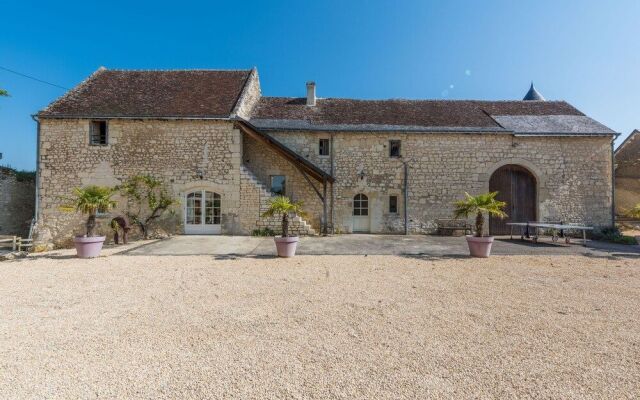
[{"x1": 1, "y1": 251, "x2": 639, "y2": 399}]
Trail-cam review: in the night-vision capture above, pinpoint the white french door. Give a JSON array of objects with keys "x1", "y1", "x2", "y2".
[
  {"x1": 185, "y1": 190, "x2": 221, "y2": 234},
  {"x1": 352, "y1": 193, "x2": 370, "y2": 233}
]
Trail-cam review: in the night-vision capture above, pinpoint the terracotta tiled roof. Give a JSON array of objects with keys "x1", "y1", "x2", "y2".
[
  {"x1": 249, "y1": 97, "x2": 585, "y2": 131},
  {"x1": 39, "y1": 68, "x2": 252, "y2": 118}
]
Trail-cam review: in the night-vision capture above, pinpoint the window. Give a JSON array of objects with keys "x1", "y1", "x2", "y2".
[
  {"x1": 353, "y1": 193, "x2": 368, "y2": 216},
  {"x1": 270, "y1": 175, "x2": 286, "y2": 196},
  {"x1": 319, "y1": 138, "x2": 330, "y2": 156},
  {"x1": 186, "y1": 191, "x2": 221, "y2": 225},
  {"x1": 389, "y1": 195, "x2": 398, "y2": 213},
  {"x1": 90, "y1": 121, "x2": 108, "y2": 145},
  {"x1": 204, "y1": 191, "x2": 221, "y2": 225},
  {"x1": 389, "y1": 140, "x2": 401, "y2": 158}
]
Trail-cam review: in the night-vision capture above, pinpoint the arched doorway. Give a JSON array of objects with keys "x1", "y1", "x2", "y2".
[
  {"x1": 185, "y1": 190, "x2": 221, "y2": 234},
  {"x1": 489, "y1": 165, "x2": 537, "y2": 235},
  {"x1": 352, "y1": 193, "x2": 370, "y2": 233}
]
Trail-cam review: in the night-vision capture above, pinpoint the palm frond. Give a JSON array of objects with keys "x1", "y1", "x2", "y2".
[
  {"x1": 65, "y1": 185, "x2": 117, "y2": 215},
  {"x1": 261, "y1": 196, "x2": 306, "y2": 219}
]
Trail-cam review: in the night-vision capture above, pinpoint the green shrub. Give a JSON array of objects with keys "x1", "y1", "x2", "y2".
[
  {"x1": 594, "y1": 227, "x2": 638, "y2": 245},
  {"x1": 251, "y1": 227, "x2": 275, "y2": 237},
  {"x1": 0, "y1": 165, "x2": 36, "y2": 182}
]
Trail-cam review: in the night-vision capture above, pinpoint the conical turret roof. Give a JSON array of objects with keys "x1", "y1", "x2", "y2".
[{"x1": 523, "y1": 82, "x2": 545, "y2": 101}]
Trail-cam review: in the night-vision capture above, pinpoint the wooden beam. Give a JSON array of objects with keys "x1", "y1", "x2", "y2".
[{"x1": 235, "y1": 121, "x2": 335, "y2": 184}]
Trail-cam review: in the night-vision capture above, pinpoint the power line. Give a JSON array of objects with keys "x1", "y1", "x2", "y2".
[{"x1": 0, "y1": 65, "x2": 69, "y2": 90}]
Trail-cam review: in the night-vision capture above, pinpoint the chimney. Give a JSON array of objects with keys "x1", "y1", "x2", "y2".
[{"x1": 306, "y1": 81, "x2": 316, "y2": 106}]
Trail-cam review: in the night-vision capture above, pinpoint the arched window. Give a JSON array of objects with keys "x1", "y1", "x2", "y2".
[{"x1": 353, "y1": 194, "x2": 369, "y2": 216}]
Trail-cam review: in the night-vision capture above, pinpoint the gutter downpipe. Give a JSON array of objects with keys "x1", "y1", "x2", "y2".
[
  {"x1": 403, "y1": 159, "x2": 409, "y2": 235},
  {"x1": 31, "y1": 114, "x2": 40, "y2": 223},
  {"x1": 330, "y1": 132, "x2": 335, "y2": 234}
]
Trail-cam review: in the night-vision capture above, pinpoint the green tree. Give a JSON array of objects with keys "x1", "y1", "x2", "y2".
[
  {"x1": 117, "y1": 175, "x2": 176, "y2": 239},
  {"x1": 64, "y1": 186, "x2": 117, "y2": 237},
  {"x1": 0, "y1": 89, "x2": 8, "y2": 97},
  {"x1": 453, "y1": 192, "x2": 508, "y2": 237},
  {"x1": 261, "y1": 196, "x2": 307, "y2": 237}
]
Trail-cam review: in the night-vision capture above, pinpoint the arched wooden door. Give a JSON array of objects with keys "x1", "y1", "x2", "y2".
[{"x1": 489, "y1": 165, "x2": 537, "y2": 235}]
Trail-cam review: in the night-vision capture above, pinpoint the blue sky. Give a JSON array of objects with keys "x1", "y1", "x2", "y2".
[{"x1": 1, "y1": 0, "x2": 639, "y2": 171}]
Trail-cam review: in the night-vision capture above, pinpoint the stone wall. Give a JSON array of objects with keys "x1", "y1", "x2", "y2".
[
  {"x1": 232, "y1": 68, "x2": 261, "y2": 120},
  {"x1": 615, "y1": 131, "x2": 640, "y2": 216},
  {"x1": 36, "y1": 116, "x2": 614, "y2": 246},
  {"x1": 0, "y1": 168, "x2": 35, "y2": 237},
  {"x1": 36, "y1": 119, "x2": 244, "y2": 247},
  {"x1": 239, "y1": 166, "x2": 315, "y2": 235},
  {"x1": 242, "y1": 132, "x2": 325, "y2": 230},
  {"x1": 266, "y1": 131, "x2": 614, "y2": 234}
]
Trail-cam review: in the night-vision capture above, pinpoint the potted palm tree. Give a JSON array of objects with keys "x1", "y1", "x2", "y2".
[
  {"x1": 66, "y1": 185, "x2": 117, "y2": 258},
  {"x1": 261, "y1": 196, "x2": 307, "y2": 257},
  {"x1": 453, "y1": 191, "x2": 507, "y2": 257}
]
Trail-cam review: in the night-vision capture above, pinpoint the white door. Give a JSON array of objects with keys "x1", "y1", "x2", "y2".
[
  {"x1": 185, "y1": 190, "x2": 221, "y2": 234},
  {"x1": 353, "y1": 194, "x2": 370, "y2": 233}
]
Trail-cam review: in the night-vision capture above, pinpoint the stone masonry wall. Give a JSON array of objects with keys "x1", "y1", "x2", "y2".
[
  {"x1": 0, "y1": 168, "x2": 35, "y2": 237},
  {"x1": 615, "y1": 131, "x2": 640, "y2": 215},
  {"x1": 37, "y1": 117, "x2": 613, "y2": 245},
  {"x1": 242, "y1": 133, "x2": 325, "y2": 230},
  {"x1": 36, "y1": 119, "x2": 244, "y2": 247},
  {"x1": 265, "y1": 131, "x2": 613, "y2": 234},
  {"x1": 239, "y1": 166, "x2": 315, "y2": 235},
  {"x1": 232, "y1": 69, "x2": 261, "y2": 120}
]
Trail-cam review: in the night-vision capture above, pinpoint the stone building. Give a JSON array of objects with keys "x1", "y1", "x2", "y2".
[
  {"x1": 0, "y1": 167, "x2": 36, "y2": 237},
  {"x1": 34, "y1": 68, "x2": 617, "y2": 247},
  {"x1": 615, "y1": 129, "x2": 640, "y2": 216}
]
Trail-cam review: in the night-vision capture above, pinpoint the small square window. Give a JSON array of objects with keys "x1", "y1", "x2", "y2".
[
  {"x1": 90, "y1": 121, "x2": 108, "y2": 145},
  {"x1": 319, "y1": 138, "x2": 330, "y2": 156},
  {"x1": 389, "y1": 195, "x2": 398, "y2": 213},
  {"x1": 270, "y1": 175, "x2": 286, "y2": 196},
  {"x1": 389, "y1": 140, "x2": 401, "y2": 158}
]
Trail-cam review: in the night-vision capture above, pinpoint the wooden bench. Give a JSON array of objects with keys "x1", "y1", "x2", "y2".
[
  {"x1": 0, "y1": 236, "x2": 33, "y2": 252},
  {"x1": 436, "y1": 219, "x2": 473, "y2": 236}
]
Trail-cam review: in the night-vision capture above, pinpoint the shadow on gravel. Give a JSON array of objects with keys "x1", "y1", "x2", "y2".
[
  {"x1": 494, "y1": 238, "x2": 565, "y2": 248},
  {"x1": 399, "y1": 253, "x2": 471, "y2": 261},
  {"x1": 581, "y1": 252, "x2": 640, "y2": 260},
  {"x1": 112, "y1": 239, "x2": 169, "y2": 256}
]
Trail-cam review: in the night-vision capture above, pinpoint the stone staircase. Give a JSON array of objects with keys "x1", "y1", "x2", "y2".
[{"x1": 240, "y1": 166, "x2": 316, "y2": 236}]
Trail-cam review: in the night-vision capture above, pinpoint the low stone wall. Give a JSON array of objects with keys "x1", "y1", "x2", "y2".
[{"x1": 0, "y1": 167, "x2": 35, "y2": 237}]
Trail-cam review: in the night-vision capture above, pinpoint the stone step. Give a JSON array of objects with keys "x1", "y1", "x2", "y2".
[{"x1": 241, "y1": 164, "x2": 316, "y2": 236}]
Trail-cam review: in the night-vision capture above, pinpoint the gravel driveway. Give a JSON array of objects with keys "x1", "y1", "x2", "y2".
[{"x1": 1, "y1": 251, "x2": 639, "y2": 399}]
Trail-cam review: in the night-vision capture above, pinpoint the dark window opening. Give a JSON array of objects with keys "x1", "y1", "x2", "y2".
[
  {"x1": 389, "y1": 195, "x2": 398, "y2": 213},
  {"x1": 319, "y1": 138, "x2": 330, "y2": 156},
  {"x1": 389, "y1": 140, "x2": 401, "y2": 158},
  {"x1": 90, "y1": 121, "x2": 108, "y2": 145},
  {"x1": 270, "y1": 175, "x2": 286, "y2": 196}
]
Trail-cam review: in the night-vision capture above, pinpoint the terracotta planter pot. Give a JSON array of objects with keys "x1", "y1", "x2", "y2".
[
  {"x1": 73, "y1": 236, "x2": 106, "y2": 258},
  {"x1": 274, "y1": 236, "x2": 299, "y2": 257},
  {"x1": 465, "y1": 235, "x2": 494, "y2": 258}
]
